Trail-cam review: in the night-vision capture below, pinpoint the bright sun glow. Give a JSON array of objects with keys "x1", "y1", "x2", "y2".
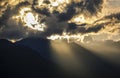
[
  {"x1": 47, "y1": 32, "x2": 87, "y2": 43},
  {"x1": 17, "y1": 7, "x2": 46, "y2": 31},
  {"x1": 71, "y1": 15, "x2": 86, "y2": 24},
  {"x1": 23, "y1": 12, "x2": 46, "y2": 31}
]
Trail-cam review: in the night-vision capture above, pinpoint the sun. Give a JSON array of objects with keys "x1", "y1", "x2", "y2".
[
  {"x1": 23, "y1": 12, "x2": 46, "y2": 31},
  {"x1": 13, "y1": 7, "x2": 46, "y2": 31}
]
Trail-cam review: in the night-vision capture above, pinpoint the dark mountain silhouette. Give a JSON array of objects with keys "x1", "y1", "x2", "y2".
[
  {"x1": 0, "y1": 39, "x2": 61, "y2": 78},
  {"x1": 0, "y1": 38, "x2": 120, "y2": 78},
  {"x1": 16, "y1": 37, "x2": 51, "y2": 59}
]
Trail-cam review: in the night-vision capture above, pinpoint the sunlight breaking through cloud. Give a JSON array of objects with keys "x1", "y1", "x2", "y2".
[{"x1": 0, "y1": 0, "x2": 120, "y2": 43}]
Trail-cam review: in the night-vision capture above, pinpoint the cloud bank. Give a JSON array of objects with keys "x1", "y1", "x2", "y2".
[{"x1": 0, "y1": 0, "x2": 120, "y2": 42}]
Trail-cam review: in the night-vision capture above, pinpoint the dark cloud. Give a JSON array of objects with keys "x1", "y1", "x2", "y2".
[
  {"x1": 102, "y1": 12, "x2": 120, "y2": 20},
  {"x1": 0, "y1": 1, "x2": 29, "y2": 39},
  {"x1": 94, "y1": 12, "x2": 120, "y2": 23},
  {"x1": 65, "y1": 12, "x2": 120, "y2": 34},
  {"x1": 32, "y1": 0, "x2": 51, "y2": 16},
  {"x1": 32, "y1": 7, "x2": 51, "y2": 16},
  {"x1": 58, "y1": 2, "x2": 76, "y2": 21},
  {"x1": 0, "y1": 0, "x2": 120, "y2": 42},
  {"x1": 80, "y1": 12, "x2": 120, "y2": 34},
  {"x1": 42, "y1": 15, "x2": 68, "y2": 36},
  {"x1": 58, "y1": 0, "x2": 104, "y2": 21},
  {"x1": 0, "y1": 1, "x2": 30, "y2": 24},
  {"x1": 83, "y1": 0, "x2": 103, "y2": 15}
]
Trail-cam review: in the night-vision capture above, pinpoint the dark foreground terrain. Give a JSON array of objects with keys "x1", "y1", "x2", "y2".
[{"x1": 0, "y1": 38, "x2": 120, "y2": 78}]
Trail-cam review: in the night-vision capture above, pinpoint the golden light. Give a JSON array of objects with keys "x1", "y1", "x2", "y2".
[
  {"x1": 47, "y1": 32, "x2": 87, "y2": 43},
  {"x1": 49, "y1": 0, "x2": 69, "y2": 6},
  {"x1": 23, "y1": 12, "x2": 46, "y2": 31},
  {"x1": 9, "y1": 39, "x2": 16, "y2": 43},
  {"x1": 38, "y1": 0, "x2": 44, "y2": 6},
  {"x1": 50, "y1": 40, "x2": 81, "y2": 71},
  {"x1": 19, "y1": 7, "x2": 31, "y2": 16},
  {"x1": 12, "y1": 7, "x2": 46, "y2": 31},
  {"x1": 77, "y1": 40, "x2": 120, "y2": 66},
  {"x1": 47, "y1": 0, "x2": 71, "y2": 13},
  {"x1": 0, "y1": 0, "x2": 25, "y2": 6},
  {"x1": 69, "y1": 14, "x2": 101, "y2": 25},
  {"x1": 8, "y1": 38, "x2": 23, "y2": 43},
  {"x1": 35, "y1": 0, "x2": 82, "y2": 13},
  {"x1": 71, "y1": 15, "x2": 86, "y2": 24}
]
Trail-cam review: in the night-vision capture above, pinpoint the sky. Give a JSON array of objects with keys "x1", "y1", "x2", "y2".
[
  {"x1": 0, "y1": 0, "x2": 120, "y2": 43},
  {"x1": 1, "y1": 1, "x2": 120, "y2": 78}
]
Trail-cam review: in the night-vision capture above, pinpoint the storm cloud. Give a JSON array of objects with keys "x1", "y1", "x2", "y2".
[{"x1": 0, "y1": 0, "x2": 120, "y2": 42}]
